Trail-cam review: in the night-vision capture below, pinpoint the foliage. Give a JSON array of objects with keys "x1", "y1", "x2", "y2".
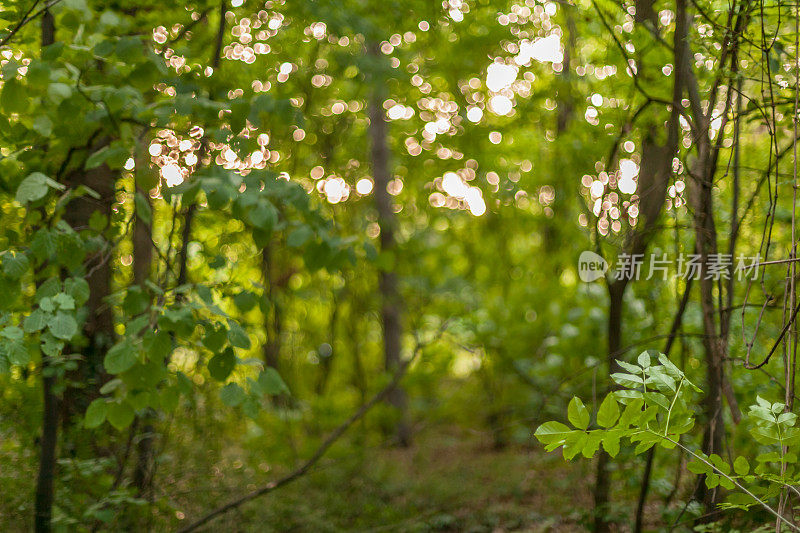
[
  {"x1": 1, "y1": 0, "x2": 800, "y2": 531},
  {"x1": 536, "y1": 352, "x2": 800, "y2": 530}
]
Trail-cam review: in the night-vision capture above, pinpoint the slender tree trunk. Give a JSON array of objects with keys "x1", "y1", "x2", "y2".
[
  {"x1": 692, "y1": 166, "x2": 725, "y2": 511},
  {"x1": 555, "y1": 5, "x2": 576, "y2": 135},
  {"x1": 35, "y1": 374, "x2": 58, "y2": 533},
  {"x1": 368, "y1": 42, "x2": 410, "y2": 447},
  {"x1": 674, "y1": 0, "x2": 727, "y2": 511},
  {"x1": 634, "y1": 277, "x2": 694, "y2": 532},
  {"x1": 61, "y1": 161, "x2": 116, "y2": 416},
  {"x1": 132, "y1": 189, "x2": 153, "y2": 289},
  {"x1": 594, "y1": 280, "x2": 625, "y2": 533},
  {"x1": 593, "y1": 69, "x2": 680, "y2": 532},
  {"x1": 348, "y1": 293, "x2": 368, "y2": 406},
  {"x1": 543, "y1": 5, "x2": 576, "y2": 255},
  {"x1": 175, "y1": 0, "x2": 227, "y2": 290},
  {"x1": 132, "y1": 186, "x2": 155, "y2": 498},
  {"x1": 261, "y1": 245, "x2": 281, "y2": 370},
  {"x1": 34, "y1": 11, "x2": 57, "y2": 532}
]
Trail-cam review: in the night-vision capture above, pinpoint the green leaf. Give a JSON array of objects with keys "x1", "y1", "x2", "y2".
[
  {"x1": 616, "y1": 360, "x2": 641, "y2": 374},
  {"x1": 617, "y1": 398, "x2": 645, "y2": 427},
  {"x1": 65, "y1": 278, "x2": 90, "y2": 307},
  {"x1": 93, "y1": 39, "x2": 115, "y2": 57},
  {"x1": 749, "y1": 404, "x2": 775, "y2": 424},
  {"x1": 256, "y1": 367, "x2": 289, "y2": 395},
  {"x1": 614, "y1": 389, "x2": 643, "y2": 402},
  {"x1": 4, "y1": 339, "x2": 29, "y2": 365},
  {"x1": 88, "y1": 210, "x2": 107, "y2": 232},
  {"x1": 40, "y1": 333, "x2": 63, "y2": 357},
  {"x1": 597, "y1": 394, "x2": 620, "y2": 428},
  {"x1": 52, "y1": 293, "x2": 75, "y2": 310},
  {"x1": 226, "y1": 320, "x2": 251, "y2": 350},
  {"x1": 643, "y1": 391, "x2": 670, "y2": 410},
  {"x1": 601, "y1": 431, "x2": 621, "y2": 457},
  {"x1": 33, "y1": 115, "x2": 53, "y2": 136},
  {"x1": 581, "y1": 432, "x2": 602, "y2": 458},
  {"x1": 196, "y1": 285, "x2": 213, "y2": 305},
  {"x1": 36, "y1": 278, "x2": 61, "y2": 303},
  {"x1": 46, "y1": 82, "x2": 71, "y2": 104},
  {"x1": 637, "y1": 351, "x2": 651, "y2": 368},
  {"x1": 31, "y1": 229, "x2": 57, "y2": 259},
  {"x1": 84, "y1": 399, "x2": 108, "y2": 428},
  {"x1": 611, "y1": 372, "x2": 643, "y2": 389},
  {"x1": 2, "y1": 253, "x2": 29, "y2": 279},
  {"x1": 567, "y1": 397, "x2": 590, "y2": 430},
  {"x1": 143, "y1": 330, "x2": 172, "y2": 362},
  {"x1": 16, "y1": 172, "x2": 50, "y2": 204},
  {"x1": 23, "y1": 309, "x2": 49, "y2": 333},
  {"x1": 125, "y1": 315, "x2": 149, "y2": 336},
  {"x1": 1, "y1": 326, "x2": 23, "y2": 341},
  {"x1": 123, "y1": 286, "x2": 150, "y2": 316},
  {"x1": 562, "y1": 431, "x2": 588, "y2": 460},
  {"x1": 247, "y1": 201, "x2": 278, "y2": 232},
  {"x1": 208, "y1": 348, "x2": 236, "y2": 381},
  {"x1": 287, "y1": 226, "x2": 313, "y2": 247},
  {"x1": 106, "y1": 401, "x2": 135, "y2": 430},
  {"x1": 686, "y1": 461, "x2": 713, "y2": 476},
  {"x1": 160, "y1": 387, "x2": 180, "y2": 412},
  {"x1": 104, "y1": 339, "x2": 138, "y2": 374},
  {"x1": 534, "y1": 421, "x2": 573, "y2": 445},
  {"x1": 0, "y1": 77, "x2": 27, "y2": 113},
  {"x1": 751, "y1": 425, "x2": 781, "y2": 445},
  {"x1": 757, "y1": 451, "x2": 782, "y2": 464},
  {"x1": 99, "y1": 379, "x2": 122, "y2": 395},
  {"x1": 733, "y1": 456, "x2": 749, "y2": 476},
  {"x1": 220, "y1": 382, "x2": 246, "y2": 406},
  {"x1": 48, "y1": 312, "x2": 78, "y2": 340},
  {"x1": 85, "y1": 147, "x2": 112, "y2": 169},
  {"x1": 658, "y1": 354, "x2": 683, "y2": 378},
  {"x1": 202, "y1": 325, "x2": 227, "y2": 352},
  {"x1": 632, "y1": 432, "x2": 659, "y2": 454},
  {"x1": 725, "y1": 493, "x2": 758, "y2": 508},
  {"x1": 232, "y1": 291, "x2": 258, "y2": 312},
  {"x1": 709, "y1": 454, "x2": 730, "y2": 475}
]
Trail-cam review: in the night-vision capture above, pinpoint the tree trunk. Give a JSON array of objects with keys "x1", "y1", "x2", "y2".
[
  {"x1": 691, "y1": 160, "x2": 725, "y2": 511},
  {"x1": 674, "y1": 0, "x2": 727, "y2": 511},
  {"x1": 593, "y1": 280, "x2": 625, "y2": 533},
  {"x1": 261, "y1": 245, "x2": 281, "y2": 371},
  {"x1": 34, "y1": 12, "x2": 57, "y2": 532},
  {"x1": 368, "y1": 42, "x2": 410, "y2": 447},
  {"x1": 543, "y1": 5, "x2": 576, "y2": 254},
  {"x1": 34, "y1": 375, "x2": 58, "y2": 533},
  {"x1": 132, "y1": 187, "x2": 155, "y2": 498},
  {"x1": 61, "y1": 160, "x2": 116, "y2": 417}
]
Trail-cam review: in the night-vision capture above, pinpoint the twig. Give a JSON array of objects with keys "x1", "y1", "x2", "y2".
[
  {"x1": 177, "y1": 323, "x2": 448, "y2": 533},
  {"x1": 0, "y1": 0, "x2": 65, "y2": 48}
]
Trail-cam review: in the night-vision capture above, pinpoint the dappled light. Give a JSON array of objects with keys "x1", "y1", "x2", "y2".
[{"x1": 1, "y1": 0, "x2": 800, "y2": 531}]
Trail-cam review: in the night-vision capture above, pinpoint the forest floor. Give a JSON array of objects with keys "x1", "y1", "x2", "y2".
[{"x1": 172, "y1": 426, "x2": 596, "y2": 532}]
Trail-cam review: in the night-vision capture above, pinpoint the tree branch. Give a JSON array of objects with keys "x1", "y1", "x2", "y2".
[{"x1": 177, "y1": 324, "x2": 447, "y2": 533}]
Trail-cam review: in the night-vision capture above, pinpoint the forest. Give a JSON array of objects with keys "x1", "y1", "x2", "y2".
[{"x1": 2, "y1": 0, "x2": 800, "y2": 531}]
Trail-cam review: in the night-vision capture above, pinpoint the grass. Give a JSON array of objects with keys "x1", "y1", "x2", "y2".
[{"x1": 167, "y1": 425, "x2": 593, "y2": 532}]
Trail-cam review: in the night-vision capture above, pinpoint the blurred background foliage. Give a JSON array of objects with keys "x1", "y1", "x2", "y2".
[{"x1": 0, "y1": 0, "x2": 799, "y2": 531}]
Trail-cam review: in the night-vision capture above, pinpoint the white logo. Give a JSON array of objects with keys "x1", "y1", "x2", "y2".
[{"x1": 579, "y1": 251, "x2": 608, "y2": 282}]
